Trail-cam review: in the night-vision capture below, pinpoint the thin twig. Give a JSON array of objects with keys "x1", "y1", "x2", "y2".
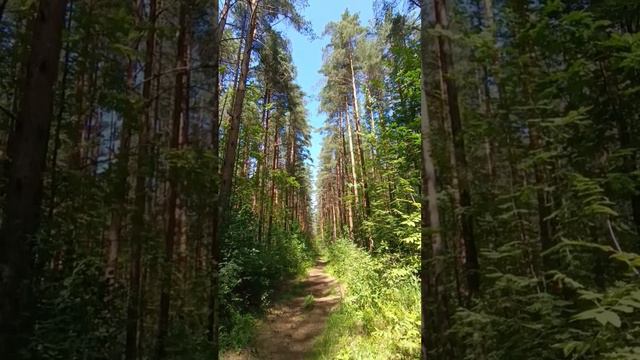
[{"x1": 607, "y1": 218, "x2": 640, "y2": 276}]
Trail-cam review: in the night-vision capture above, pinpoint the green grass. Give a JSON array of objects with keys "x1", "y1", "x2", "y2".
[
  {"x1": 311, "y1": 239, "x2": 420, "y2": 359},
  {"x1": 303, "y1": 294, "x2": 316, "y2": 310}
]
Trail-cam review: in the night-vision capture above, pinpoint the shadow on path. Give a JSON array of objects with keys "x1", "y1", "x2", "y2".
[{"x1": 223, "y1": 261, "x2": 341, "y2": 359}]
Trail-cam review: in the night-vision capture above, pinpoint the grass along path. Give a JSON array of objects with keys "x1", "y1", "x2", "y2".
[{"x1": 223, "y1": 261, "x2": 342, "y2": 359}]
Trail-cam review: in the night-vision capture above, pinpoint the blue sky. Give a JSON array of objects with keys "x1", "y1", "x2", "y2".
[{"x1": 277, "y1": 0, "x2": 374, "y2": 203}]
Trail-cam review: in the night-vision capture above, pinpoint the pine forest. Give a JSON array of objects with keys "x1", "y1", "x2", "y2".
[{"x1": 0, "y1": 0, "x2": 639, "y2": 359}]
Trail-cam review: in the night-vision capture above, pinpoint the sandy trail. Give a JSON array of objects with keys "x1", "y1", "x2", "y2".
[{"x1": 223, "y1": 261, "x2": 341, "y2": 359}]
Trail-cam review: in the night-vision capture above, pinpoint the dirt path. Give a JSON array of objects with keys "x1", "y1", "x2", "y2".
[{"x1": 223, "y1": 261, "x2": 341, "y2": 359}]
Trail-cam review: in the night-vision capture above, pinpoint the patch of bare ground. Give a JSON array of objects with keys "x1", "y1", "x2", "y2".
[{"x1": 222, "y1": 261, "x2": 341, "y2": 359}]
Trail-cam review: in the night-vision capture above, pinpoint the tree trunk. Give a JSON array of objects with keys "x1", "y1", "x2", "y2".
[
  {"x1": 218, "y1": 0, "x2": 258, "y2": 226},
  {"x1": 267, "y1": 116, "x2": 280, "y2": 243},
  {"x1": 335, "y1": 154, "x2": 344, "y2": 231},
  {"x1": 0, "y1": 0, "x2": 8, "y2": 24},
  {"x1": 349, "y1": 56, "x2": 371, "y2": 221},
  {"x1": 433, "y1": 0, "x2": 480, "y2": 298},
  {"x1": 344, "y1": 108, "x2": 359, "y2": 233},
  {"x1": 257, "y1": 88, "x2": 271, "y2": 243},
  {"x1": 0, "y1": 0, "x2": 66, "y2": 356},
  {"x1": 212, "y1": 0, "x2": 259, "y2": 356},
  {"x1": 420, "y1": 1, "x2": 452, "y2": 358},
  {"x1": 105, "y1": 50, "x2": 137, "y2": 289},
  {"x1": 155, "y1": 1, "x2": 189, "y2": 357},
  {"x1": 339, "y1": 112, "x2": 355, "y2": 238},
  {"x1": 47, "y1": 0, "x2": 74, "y2": 225},
  {"x1": 124, "y1": 0, "x2": 156, "y2": 358},
  {"x1": 207, "y1": 0, "x2": 230, "y2": 350}
]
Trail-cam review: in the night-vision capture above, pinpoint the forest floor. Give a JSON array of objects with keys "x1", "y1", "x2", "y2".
[{"x1": 222, "y1": 261, "x2": 342, "y2": 359}]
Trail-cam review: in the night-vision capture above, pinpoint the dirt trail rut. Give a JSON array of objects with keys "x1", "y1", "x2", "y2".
[{"x1": 224, "y1": 261, "x2": 341, "y2": 359}]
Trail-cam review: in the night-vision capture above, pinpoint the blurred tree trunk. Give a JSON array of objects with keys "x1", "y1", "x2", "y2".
[
  {"x1": 155, "y1": 0, "x2": 189, "y2": 357},
  {"x1": 433, "y1": 0, "x2": 480, "y2": 298},
  {"x1": 0, "y1": 0, "x2": 67, "y2": 356},
  {"x1": 420, "y1": 1, "x2": 452, "y2": 358},
  {"x1": 124, "y1": 0, "x2": 157, "y2": 357},
  {"x1": 207, "y1": 0, "x2": 230, "y2": 349}
]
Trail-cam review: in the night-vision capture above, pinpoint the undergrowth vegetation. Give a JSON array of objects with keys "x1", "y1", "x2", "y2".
[
  {"x1": 184, "y1": 209, "x2": 317, "y2": 353},
  {"x1": 31, "y1": 207, "x2": 317, "y2": 359},
  {"x1": 313, "y1": 239, "x2": 420, "y2": 359}
]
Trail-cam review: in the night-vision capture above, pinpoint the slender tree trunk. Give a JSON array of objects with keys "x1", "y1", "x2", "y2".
[
  {"x1": 420, "y1": 2, "x2": 452, "y2": 358},
  {"x1": 344, "y1": 108, "x2": 359, "y2": 229},
  {"x1": 480, "y1": 0, "x2": 497, "y2": 180},
  {"x1": 364, "y1": 83, "x2": 377, "y2": 135},
  {"x1": 207, "y1": 0, "x2": 229, "y2": 350},
  {"x1": 257, "y1": 88, "x2": 271, "y2": 243},
  {"x1": 332, "y1": 195, "x2": 338, "y2": 241},
  {"x1": 339, "y1": 113, "x2": 355, "y2": 238},
  {"x1": 510, "y1": 0, "x2": 553, "y2": 270},
  {"x1": 437, "y1": 73, "x2": 465, "y2": 302},
  {"x1": 212, "y1": 0, "x2": 259, "y2": 357},
  {"x1": 47, "y1": 0, "x2": 74, "y2": 225},
  {"x1": 267, "y1": 117, "x2": 280, "y2": 243},
  {"x1": 218, "y1": 0, "x2": 258, "y2": 224},
  {"x1": 176, "y1": 32, "x2": 191, "y2": 311},
  {"x1": 69, "y1": 0, "x2": 97, "y2": 170},
  {"x1": 335, "y1": 155, "x2": 344, "y2": 230},
  {"x1": 349, "y1": 55, "x2": 371, "y2": 219},
  {"x1": 433, "y1": 0, "x2": 480, "y2": 297},
  {"x1": 124, "y1": 0, "x2": 156, "y2": 358},
  {"x1": 155, "y1": 1, "x2": 189, "y2": 357},
  {"x1": 105, "y1": 49, "x2": 137, "y2": 288},
  {"x1": 0, "y1": 0, "x2": 66, "y2": 356}
]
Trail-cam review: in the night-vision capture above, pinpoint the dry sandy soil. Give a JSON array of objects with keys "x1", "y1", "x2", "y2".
[{"x1": 222, "y1": 261, "x2": 341, "y2": 360}]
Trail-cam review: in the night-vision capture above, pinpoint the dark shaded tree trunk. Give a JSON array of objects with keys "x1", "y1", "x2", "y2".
[
  {"x1": 206, "y1": 0, "x2": 230, "y2": 350},
  {"x1": 0, "y1": 0, "x2": 67, "y2": 356},
  {"x1": 125, "y1": 0, "x2": 157, "y2": 358},
  {"x1": 155, "y1": 1, "x2": 189, "y2": 358},
  {"x1": 0, "y1": 0, "x2": 8, "y2": 23},
  {"x1": 433, "y1": 0, "x2": 480, "y2": 298},
  {"x1": 105, "y1": 56, "x2": 136, "y2": 289},
  {"x1": 420, "y1": 2, "x2": 452, "y2": 358},
  {"x1": 47, "y1": 0, "x2": 74, "y2": 225}
]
